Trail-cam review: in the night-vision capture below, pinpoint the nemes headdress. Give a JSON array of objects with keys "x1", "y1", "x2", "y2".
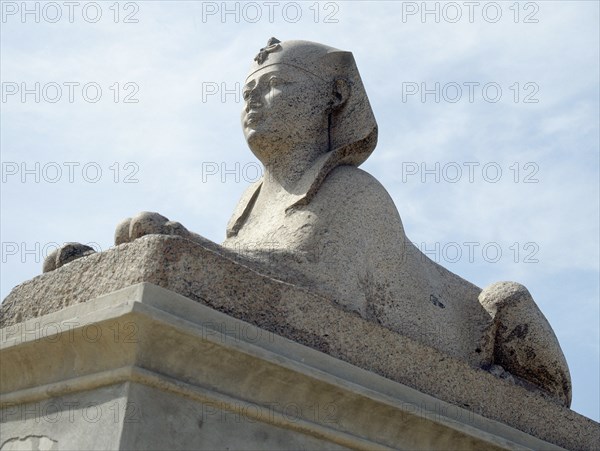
[
  {"x1": 239, "y1": 38, "x2": 378, "y2": 216},
  {"x1": 229, "y1": 38, "x2": 378, "y2": 236},
  {"x1": 247, "y1": 38, "x2": 378, "y2": 171}
]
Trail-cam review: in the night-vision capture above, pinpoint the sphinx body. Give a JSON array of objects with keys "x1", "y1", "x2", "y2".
[
  {"x1": 222, "y1": 38, "x2": 572, "y2": 406},
  {"x1": 41, "y1": 38, "x2": 572, "y2": 407},
  {"x1": 222, "y1": 161, "x2": 489, "y2": 361},
  {"x1": 221, "y1": 157, "x2": 572, "y2": 406}
]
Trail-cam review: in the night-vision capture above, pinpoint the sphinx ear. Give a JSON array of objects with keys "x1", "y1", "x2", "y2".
[{"x1": 331, "y1": 78, "x2": 350, "y2": 111}]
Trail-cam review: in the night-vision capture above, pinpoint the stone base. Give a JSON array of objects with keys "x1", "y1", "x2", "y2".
[
  {"x1": 1, "y1": 283, "x2": 588, "y2": 450},
  {"x1": 1, "y1": 236, "x2": 598, "y2": 449}
]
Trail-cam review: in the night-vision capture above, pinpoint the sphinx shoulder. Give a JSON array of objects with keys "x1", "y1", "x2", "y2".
[{"x1": 316, "y1": 165, "x2": 400, "y2": 218}]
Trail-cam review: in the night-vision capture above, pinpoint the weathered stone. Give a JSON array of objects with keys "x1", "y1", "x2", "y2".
[
  {"x1": 5, "y1": 37, "x2": 587, "y2": 447},
  {"x1": 2, "y1": 282, "x2": 598, "y2": 449},
  {"x1": 2, "y1": 235, "x2": 599, "y2": 450},
  {"x1": 114, "y1": 211, "x2": 192, "y2": 246},
  {"x1": 223, "y1": 38, "x2": 571, "y2": 404},
  {"x1": 42, "y1": 242, "x2": 96, "y2": 273},
  {"x1": 24, "y1": 38, "x2": 573, "y2": 407},
  {"x1": 479, "y1": 282, "x2": 572, "y2": 405}
]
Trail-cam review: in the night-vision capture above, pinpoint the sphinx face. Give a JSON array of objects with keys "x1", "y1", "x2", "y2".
[{"x1": 241, "y1": 64, "x2": 330, "y2": 163}]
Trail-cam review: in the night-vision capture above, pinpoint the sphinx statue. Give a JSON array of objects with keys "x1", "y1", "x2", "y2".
[{"x1": 42, "y1": 38, "x2": 572, "y2": 407}]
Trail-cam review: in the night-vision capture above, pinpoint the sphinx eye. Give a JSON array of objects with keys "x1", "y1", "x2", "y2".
[
  {"x1": 268, "y1": 77, "x2": 282, "y2": 87},
  {"x1": 242, "y1": 85, "x2": 255, "y2": 100}
]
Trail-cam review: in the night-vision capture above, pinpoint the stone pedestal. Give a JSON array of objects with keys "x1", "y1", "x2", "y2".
[{"x1": 1, "y1": 236, "x2": 598, "y2": 450}]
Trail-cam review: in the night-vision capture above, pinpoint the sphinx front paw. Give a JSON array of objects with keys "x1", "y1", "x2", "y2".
[
  {"x1": 43, "y1": 242, "x2": 96, "y2": 273},
  {"x1": 114, "y1": 211, "x2": 191, "y2": 245}
]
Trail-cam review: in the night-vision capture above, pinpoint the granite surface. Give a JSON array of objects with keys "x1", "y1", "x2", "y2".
[{"x1": 1, "y1": 235, "x2": 598, "y2": 449}]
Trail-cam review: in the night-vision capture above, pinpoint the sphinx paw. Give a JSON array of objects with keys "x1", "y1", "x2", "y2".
[
  {"x1": 114, "y1": 211, "x2": 191, "y2": 245},
  {"x1": 43, "y1": 242, "x2": 96, "y2": 273}
]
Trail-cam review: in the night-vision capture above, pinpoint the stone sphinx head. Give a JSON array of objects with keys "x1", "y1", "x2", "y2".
[{"x1": 241, "y1": 38, "x2": 378, "y2": 197}]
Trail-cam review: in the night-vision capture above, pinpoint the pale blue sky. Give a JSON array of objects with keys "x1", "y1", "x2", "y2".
[{"x1": 1, "y1": 1, "x2": 599, "y2": 421}]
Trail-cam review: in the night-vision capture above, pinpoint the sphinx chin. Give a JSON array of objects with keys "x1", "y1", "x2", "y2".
[{"x1": 246, "y1": 132, "x2": 284, "y2": 162}]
